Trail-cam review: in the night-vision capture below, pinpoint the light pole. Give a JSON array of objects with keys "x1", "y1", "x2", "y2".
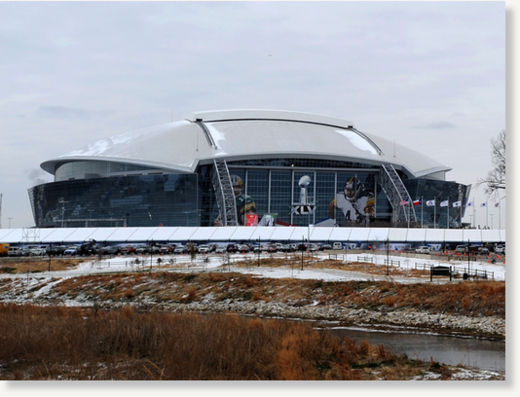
[
  {"x1": 150, "y1": 240, "x2": 153, "y2": 273},
  {"x1": 301, "y1": 236, "x2": 304, "y2": 271},
  {"x1": 386, "y1": 237, "x2": 390, "y2": 276},
  {"x1": 257, "y1": 236, "x2": 260, "y2": 267},
  {"x1": 467, "y1": 238, "x2": 471, "y2": 278}
]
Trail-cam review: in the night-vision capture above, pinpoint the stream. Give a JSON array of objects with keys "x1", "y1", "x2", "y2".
[{"x1": 326, "y1": 326, "x2": 505, "y2": 372}]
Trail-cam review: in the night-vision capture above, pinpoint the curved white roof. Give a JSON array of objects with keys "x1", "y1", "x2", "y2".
[{"x1": 41, "y1": 109, "x2": 450, "y2": 178}]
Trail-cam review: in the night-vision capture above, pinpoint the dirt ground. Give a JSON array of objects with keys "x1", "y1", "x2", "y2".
[
  {"x1": 0, "y1": 258, "x2": 86, "y2": 274},
  {"x1": 232, "y1": 257, "x2": 431, "y2": 278}
]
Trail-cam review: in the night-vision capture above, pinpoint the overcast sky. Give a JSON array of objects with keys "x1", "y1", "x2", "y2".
[{"x1": 0, "y1": 1, "x2": 505, "y2": 229}]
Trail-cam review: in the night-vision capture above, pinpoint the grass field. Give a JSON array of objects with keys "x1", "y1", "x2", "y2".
[{"x1": 0, "y1": 303, "x2": 471, "y2": 380}]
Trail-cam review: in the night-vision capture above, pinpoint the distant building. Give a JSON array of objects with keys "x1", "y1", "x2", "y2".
[{"x1": 29, "y1": 110, "x2": 469, "y2": 228}]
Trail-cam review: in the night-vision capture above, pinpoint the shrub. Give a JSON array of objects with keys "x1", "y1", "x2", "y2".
[{"x1": 0, "y1": 303, "x2": 440, "y2": 380}]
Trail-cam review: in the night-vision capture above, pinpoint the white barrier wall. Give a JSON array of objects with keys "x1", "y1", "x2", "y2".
[{"x1": 0, "y1": 226, "x2": 506, "y2": 244}]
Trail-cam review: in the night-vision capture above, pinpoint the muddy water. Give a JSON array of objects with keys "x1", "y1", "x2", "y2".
[{"x1": 326, "y1": 326, "x2": 505, "y2": 372}]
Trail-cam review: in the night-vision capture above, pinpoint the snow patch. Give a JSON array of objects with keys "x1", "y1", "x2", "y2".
[{"x1": 335, "y1": 129, "x2": 378, "y2": 155}]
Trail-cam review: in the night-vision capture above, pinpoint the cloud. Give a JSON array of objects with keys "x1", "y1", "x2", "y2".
[
  {"x1": 26, "y1": 168, "x2": 51, "y2": 186},
  {"x1": 36, "y1": 105, "x2": 91, "y2": 120},
  {"x1": 412, "y1": 121, "x2": 456, "y2": 130},
  {"x1": 35, "y1": 105, "x2": 112, "y2": 120}
]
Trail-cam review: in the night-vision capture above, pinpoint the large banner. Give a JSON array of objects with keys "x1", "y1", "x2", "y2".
[
  {"x1": 213, "y1": 172, "x2": 376, "y2": 227},
  {"x1": 214, "y1": 174, "x2": 257, "y2": 226},
  {"x1": 328, "y1": 176, "x2": 376, "y2": 226}
]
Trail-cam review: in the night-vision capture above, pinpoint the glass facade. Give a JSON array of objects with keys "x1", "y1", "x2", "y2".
[
  {"x1": 404, "y1": 178, "x2": 469, "y2": 228},
  {"x1": 29, "y1": 159, "x2": 469, "y2": 229},
  {"x1": 226, "y1": 166, "x2": 383, "y2": 227},
  {"x1": 29, "y1": 173, "x2": 199, "y2": 227},
  {"x1": 55, "y1": 160, "x2": 161, "y2": 181}
]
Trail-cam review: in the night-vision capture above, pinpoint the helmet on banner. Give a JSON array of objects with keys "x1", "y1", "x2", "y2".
[
  {"x1": 365, "y1": 194, "x2": 376, "y2": 215},
  {"x1": 344, "y1": 177, "x2": 356, "y2": 199},
  {"x1": 231, "y1": 175, "x2": 244, "y2": 197}
]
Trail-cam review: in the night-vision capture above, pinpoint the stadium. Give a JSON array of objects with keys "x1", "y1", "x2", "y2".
[{"x1": 28, "y1": 109, "x2": 470, "y2": 229}]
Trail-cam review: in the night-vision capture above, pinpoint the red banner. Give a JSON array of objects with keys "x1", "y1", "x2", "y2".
[{"x1": 246, "y1": 214, "x2": 258, "y2": 226}]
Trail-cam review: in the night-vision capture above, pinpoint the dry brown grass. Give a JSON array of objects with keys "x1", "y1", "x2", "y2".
[
  {"x1": 0, "y1": 303, "x2": 451, "y2": 380},
  {"x1": 41, "y1": 271, "x2": 505, "y2": 318},
  {"x1": 0, "y1": 258, "x2": 85, "y2": 274}
]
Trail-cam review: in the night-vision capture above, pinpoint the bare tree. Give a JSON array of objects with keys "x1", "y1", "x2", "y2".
[{"x1": 482, "y1": 130, "x2": 506, "y2": 194}]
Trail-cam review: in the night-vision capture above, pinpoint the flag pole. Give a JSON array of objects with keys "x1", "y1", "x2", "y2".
[
  {"x1": 421, "y1": 196, "x2": 423, "y2": 228},
  {"x1": 459, "y1": 200, "x2": 462, "y2": 228},
  {"x1": 486, "y1": 200, "x2": 489, "y2": 228},
  {"x1": 447, "y1": 200, "x2": 449, "y2": 229},
  {"x1": 499, "y1": 201, "x2": 501, "y2": 229},
  {"x1": 434, "y1": 197, "x2": 436, "y2": 229}
]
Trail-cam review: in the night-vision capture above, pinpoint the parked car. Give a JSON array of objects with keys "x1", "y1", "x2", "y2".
[
  {"x1": 174, "y1": 245, "x2": 187, "y2": 254},
  {"x1": 7, "y1": 247, "x2": 22, "y2": 257},
  {"x1": 332, "y1": 242, "x2": 343, "y2": 250},
  {"x1": 226, "y1": 244, "x2": 238, "y2": 253},
  {"x1": 297, "y1": 243, "x2": 307, "y2": 251},
  {"x1": 319, "y1": 243, "x2": 332, "y2": 251},
  {"x1": 215, "y1": 246, "x2": 226, "y2": 254},
  {"x1": 118, "y1": 245, "x2": 137, "y2": 255},
  {"x1": 197, "y1": 244, "x2": 211, "y2": 254},
  {"x1": 455, "y1": 245, "x2": 468, "y2": 254},
  {"x1": 28, "y1": 246, "x2": 47, "y2": 256},
  {"x1": 478, "y1": 247, "x2": 490, "y2": 255},
  {"x1": 99, "y1": 245, "x2": 119, "y2": 255},
  {"x1": 496, "y1": 245, "x2": 505, "y2": 254},
  {"x1": 159, "y1": 246, "x2": 171, "y2": 254},
  {"x1": 468, "y1": 245, "x2": 482, "y2": 254},
  {"x1": 308, "y1": 243, "x2": 319, "y2": 252},
  {"x1": 18, "y1": 246, "x2": 31, "y2": 256},
  {"x1": 237, "y1": 244, "x2": 250, "y2": 253},
  {"x1": 47, "y1": 245, "x2": 67, "y2": 256},
  {"x1": 266, "y1": 244, "x2": 277, "y2": 253},
  {"x1": 79, "y1": 239, "x2": 98, "y2": 255},
  {"x1": 279, "y1": 244, "x2": 292, "y2": 252},
  {"x1": 63, "y1": 246, "x2": 79, "y2": 256},
  {"x1": 415, "y1": 246, "x2": 431, "y2": 254}
]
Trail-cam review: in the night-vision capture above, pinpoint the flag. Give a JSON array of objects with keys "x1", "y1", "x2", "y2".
[
  {"x1": 494, "y1": 202, "x2": 499, "y2": 207},
  {"x1": 440, "y1": 200, "x2": 449, "y2": 207},
  {"x1": 399, "y1": 200, "x2": 409, "y2": 206},
  {"x1": 481, "y1": 202, "x2": 487, "y2": 207},
  {"x1": 413, "y1": 199, "x2": 421, "y2": 206},
  {"x1": 452, "y1": 201, "x2": 462, "y2": 208},
  {"x1": 426, "y1": 200, "x2": 435, "y2": 207}
]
